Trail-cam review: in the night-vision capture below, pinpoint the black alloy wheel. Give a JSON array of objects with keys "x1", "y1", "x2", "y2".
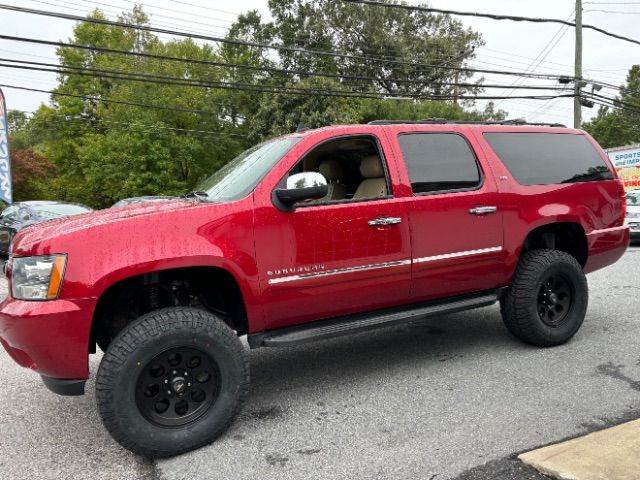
[
  {"x1": 500, "y1": 249, "x2": 588, "y2": 347},
  {"x1": 135, "y1": 346, "x2": 220, "y2": 427},
  {"x1": 96, "y1": 307, "x2": 249, "y2": 458},
  {"x1": 536, "y1": 273, "x2": 574, "y2": 327}
]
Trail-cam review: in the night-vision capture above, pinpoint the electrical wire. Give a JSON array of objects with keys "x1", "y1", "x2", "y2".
[
  {"x1": 0, "y1": 38, "x2": 577, "y2": 93},
  {"x1": 494, "y1": 9, "x2": 574, "y2": 108},
  {"x1": 14, "y1": 108, "x2": 248, "y2": 137},
  {"x1": 343, "y1": 0, "x2": 640, "y2": 47},
  {"x1": 0, "y1": 60, "x2": 574, "y2": 102},
  {"x1": 0, "y1": 4, "x2": 573, "y2": 80},
  {"x1": 0, "y1": 83, "x2": 241, "y2": 118}
]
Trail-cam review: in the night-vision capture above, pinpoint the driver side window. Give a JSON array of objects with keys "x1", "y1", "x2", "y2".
[{"x1": 286, "y1": 135, "x2": 391, "y2": 205}]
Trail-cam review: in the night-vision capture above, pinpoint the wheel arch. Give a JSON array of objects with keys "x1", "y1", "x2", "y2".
[
  {"x1": 89, "y1": 260, "x2": 251, "y2": 353},
  {"x1": 520, "y1": 221, "x2": 588, "y2": 267}
]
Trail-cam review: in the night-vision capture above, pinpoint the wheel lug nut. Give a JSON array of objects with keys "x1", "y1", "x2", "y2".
[
  {"x1": 164, "y1": 380, "x2": 168, "y2": 383},
  {"x1": 187, "y1": 382, "x2": 191, "y2": 387},
  {"x1": 184, "y1": 372, "x2": 188, "y2": 376},
  {"x1": 167, "y1": 390, "x2": 171, "y2": 395},
  {"x1": 173, "y1": 370, "x2": 177, "y2": 375}
]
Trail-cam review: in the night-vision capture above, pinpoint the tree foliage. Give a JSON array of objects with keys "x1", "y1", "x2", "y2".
[
  {"x1": 9, "y1": 2, "x2": 501, "y2": 208},
  {"x1": 10, "y1": 148, "x2": 56, "y2": 200},
  {"x1": 583, "y1": 65, "x2": 640, "y2": 149}
]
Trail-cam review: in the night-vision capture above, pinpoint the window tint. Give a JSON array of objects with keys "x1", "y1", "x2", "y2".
[
  {"x1": 398, "y1": 133, "x2": 481, "y2": 194},
  {"x1": 484, "y1": 133, "x2": 614, "y2": 185}
]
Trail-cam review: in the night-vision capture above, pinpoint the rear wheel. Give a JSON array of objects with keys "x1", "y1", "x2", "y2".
[
  {"x1": 501, "y1": 249, "x2": 588, "y2": 347},
  {"x1": 95, "y1": 307, "x2": 249, "y2": 458}
]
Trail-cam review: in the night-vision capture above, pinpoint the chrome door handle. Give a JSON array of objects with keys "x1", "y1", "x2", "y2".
[
  {"x1": 368, "y1": 217, "x2": 402, "y2": 227},
  {"x1": 469, "y1": 206, "x2": 498, "y2": 215}
]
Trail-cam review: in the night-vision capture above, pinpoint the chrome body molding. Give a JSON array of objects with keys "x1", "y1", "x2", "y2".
[
  {"x1": 267, "y1": 246, "x2": 503, "y2": 285},
  {"x1": 588, "y1": 225, "x2": 629, "y2": 235},
  {"x1": 413, "y1": 246, "x2": 503, "y2": 264},
  {"x1": 268, "y1": 259, "x2": 411, "y2": 285}
]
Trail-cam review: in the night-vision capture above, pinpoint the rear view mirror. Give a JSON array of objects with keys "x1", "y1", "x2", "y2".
[{"x1": 275, "y1": 172, "x2": 328, "y2": 206}]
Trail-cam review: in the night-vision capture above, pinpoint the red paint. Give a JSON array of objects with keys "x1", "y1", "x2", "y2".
[{"x1": 0, "y1": 124, "x2": 629, "y2": 381}]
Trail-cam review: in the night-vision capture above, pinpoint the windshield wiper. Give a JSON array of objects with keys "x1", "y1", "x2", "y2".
[{"x1": 182, "y1": 191, "x2": 209, "y2": 201}]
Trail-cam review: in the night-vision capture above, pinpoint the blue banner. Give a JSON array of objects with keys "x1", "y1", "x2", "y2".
[{"x1": 0, "y1": 88, "x2": 12, "y2": 204}]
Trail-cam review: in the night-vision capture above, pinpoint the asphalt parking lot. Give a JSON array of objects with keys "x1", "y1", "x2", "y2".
[{"x1": 1, "y1": 246, "x2": 639, "y2": 480}]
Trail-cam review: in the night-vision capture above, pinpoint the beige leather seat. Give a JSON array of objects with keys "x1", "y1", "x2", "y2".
[
  {"x1": 353, "y1": 155, "x2": 387, "y2": 199},
  {"x1": 317, "y1": 159, "x2": 347, "y2": 201}
]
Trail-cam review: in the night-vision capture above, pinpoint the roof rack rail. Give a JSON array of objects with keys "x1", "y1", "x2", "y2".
[{"x1": 367, "y1": 118, "x2": 567, "y2": 128}]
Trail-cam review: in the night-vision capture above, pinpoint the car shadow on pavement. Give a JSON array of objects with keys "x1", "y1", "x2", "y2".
[{"x1": 245, "y1": 305, "x2": 526, "y2": 408}]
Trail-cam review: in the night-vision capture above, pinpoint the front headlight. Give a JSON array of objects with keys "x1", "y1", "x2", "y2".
[{"x1": 9, "y1": 255, "x2": 67, "y2": 301}]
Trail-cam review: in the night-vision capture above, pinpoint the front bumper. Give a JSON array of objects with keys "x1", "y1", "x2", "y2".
[
  {"x1": 41, "y1": 376, "x2": 86, "y2": 396},
  {"x1": 0, "y1": 296, "x2": 95, "y2": 381}
]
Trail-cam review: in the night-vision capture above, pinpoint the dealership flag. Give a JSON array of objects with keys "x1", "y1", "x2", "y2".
[{"x1": 0, "y1": 88, "x2": 11, "y2": 204}]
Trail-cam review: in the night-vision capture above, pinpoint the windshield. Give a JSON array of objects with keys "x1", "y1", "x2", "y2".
[
  {"x1": 627, "y1": 191, "x2": 640, "y2": 206},
  {"x1": 196, "y1": 136, "x2": 301, "y2": 201},
  {"x1": 33, "y1": 204, "x2": 91, "y2": 219}
]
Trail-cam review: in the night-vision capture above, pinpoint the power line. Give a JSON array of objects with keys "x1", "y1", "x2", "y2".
[
  {"x1": 0, "y1": 59, "x2": 573, "y2": 102},
  {"x1": 168, "y1": 0, "x2": 240, "y2": 17},
  {"x1": 343, "y1": 0, "x2": 640, "y2": 47},
  {"x1": 0, "y1": 3, "x2": 571, "y2": 80},
  {"x1": 0, "y1": 83, "x2": 244, "y2": 118},
  {"x1": 494, "y1": 9, "x2": 574, "y2": 108},
  {"x1": 0, "y1": 35, "x2": 554, "y2": 87},
  {"x1": 14, "y1": 108, "x2": 248, "y2": 137},
  {"x1": 585, "y1": 9, "x2": 640, "y2": 13},
  {"x1": 76, "y1": 0, "x2": 233, "y2": 31}
]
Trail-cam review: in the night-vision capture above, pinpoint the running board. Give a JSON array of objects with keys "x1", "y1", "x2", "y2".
[{"x1": 247, "y1": 289, "x2": 504, "y2": 348}]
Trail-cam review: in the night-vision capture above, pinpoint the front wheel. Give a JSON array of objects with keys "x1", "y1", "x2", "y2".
[
  {"x1": 95, "y1": 307, "x2": 249, "y2": 458},
  {"x1": 501, "y1": 249, "x2": 588, "y2": 347}
]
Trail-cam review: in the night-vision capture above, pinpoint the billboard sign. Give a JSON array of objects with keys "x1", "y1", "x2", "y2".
[{"x1": 606, "y1": 145, "x2": 640, "y2": 190}]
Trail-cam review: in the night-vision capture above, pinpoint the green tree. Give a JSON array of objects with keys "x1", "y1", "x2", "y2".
[
  {"x1": 255, "y1": 0, "x2": 483, "y2": 96},
  {"x1": 14, "y1": 3, "x2": 501, "y2": 209},
  {"x1": 583, "y1": 65, "x2": 640, "y2": 148}
]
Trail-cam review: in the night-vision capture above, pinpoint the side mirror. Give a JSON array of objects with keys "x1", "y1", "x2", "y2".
[{"x1": 275, "y1": 172, "x2": 328, "y2": 206}]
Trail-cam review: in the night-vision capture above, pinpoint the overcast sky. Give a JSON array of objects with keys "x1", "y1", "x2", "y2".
[{"x1": 0, "y1": 0, "x2": 636, "y2": 127}]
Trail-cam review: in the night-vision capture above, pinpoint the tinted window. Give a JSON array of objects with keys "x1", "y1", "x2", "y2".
[
  {"x1": 398, "y1": 133, "x2": 481, "y2": 194},
  {"x1": 484, "y1": 133, "x2": 614, "y2": 185}
]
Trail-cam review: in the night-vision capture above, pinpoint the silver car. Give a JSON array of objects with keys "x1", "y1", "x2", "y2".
[{"x1": 626, "y1": 190, "x2": 640, "y2": 243}]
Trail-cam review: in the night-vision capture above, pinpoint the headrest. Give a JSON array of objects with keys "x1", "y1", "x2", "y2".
[
  {"x1": 318, "y1": 159, "x2": 344, "y2": 181},
  {"x1": 360, "y1": 155, "x2": 384, "y2": 178},
  {"x1": 303, "y1": 156, "x2": 316, "y2": 172}
]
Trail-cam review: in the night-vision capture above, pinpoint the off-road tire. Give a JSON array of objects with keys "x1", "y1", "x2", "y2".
[
  {"x1": 500, "y1": 249, "x2": 588, "y2": 347},
  {"x1": 95, "y1": 307, "x2": 249, "y2": 458}
]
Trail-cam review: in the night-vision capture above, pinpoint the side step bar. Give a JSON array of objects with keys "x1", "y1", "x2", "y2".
[{"x1": 247, "y1": 289, "x2": 504, "y2": 348}]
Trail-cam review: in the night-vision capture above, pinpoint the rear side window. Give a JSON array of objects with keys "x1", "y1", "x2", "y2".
[
  {"x1": 484, "y1": 132, "x2": 614, "y2": 185},
  {"x1": 398, "y1": 133, "x2": 481, "y2": 194}
]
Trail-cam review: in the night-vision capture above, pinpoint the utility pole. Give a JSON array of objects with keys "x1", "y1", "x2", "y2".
[
  {"x1": 574, "y1": 0, "x2": 583, "y2": 128},
  {"x1": 453, "y1": 70, "x2": 459, "y2": 104}
]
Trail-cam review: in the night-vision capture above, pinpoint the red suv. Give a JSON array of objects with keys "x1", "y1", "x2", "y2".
[{"x1": 0, "y1": 121, "x2": 629, "y2": 457}]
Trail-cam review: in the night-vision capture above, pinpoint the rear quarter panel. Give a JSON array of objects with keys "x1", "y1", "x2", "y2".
[{"x1": 470, "y1": 127, "x2": 627, "y2": 277}]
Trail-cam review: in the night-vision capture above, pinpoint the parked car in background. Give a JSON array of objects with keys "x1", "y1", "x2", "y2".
[
  {"x1": 112, "y1": 196, "x2": 177, "y2": 208},
  {"x1": 0, "y1": 201, "x2": 92, "y2": 257},
  {"x1": 626, "y1": 189, "x2": 640, "y2": 243}
]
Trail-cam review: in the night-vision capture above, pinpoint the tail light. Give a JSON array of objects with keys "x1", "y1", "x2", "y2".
[{"x1": 616, "y1": 179, "x2": 627, "y2": 223}]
